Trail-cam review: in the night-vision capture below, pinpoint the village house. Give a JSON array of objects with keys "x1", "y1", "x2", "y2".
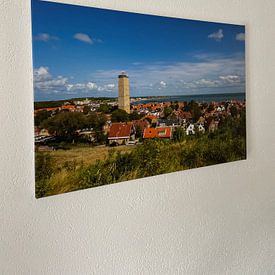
[
  {"x1": 133, "y1": 119, "x2": 150, "y2": 132},
  {"x1": 77, "y1": 128, "x2": 96, "y2": 142},
  {"x1": 61, "y1": 105, "x2": 76, "y2": 112},
  {"x1": 145, "y1": 115, "x2": 159, "y2": 124},
  {"x1": 143, "y1": 127, "x2": 172, "y2": 140},
  {"x1": 73, "y1": 98, "x2": 91, "y2": 105},
  {"x1": 208, "y1": 119, "x2": 219, "y2": 132},
  {"x1": 197, "y1": 123, "x2": 206, "y2": 134},
  {"x1": 186, "y1": 123, "x2": 195, "y2": 135},
  {"x1": 133, "y1": 102, "x2": 163, "y2": 112},
  {"x1": 74, "y1": 105, "x2": 84, "y2": 112},
  {"x1": 172, "y1": 110, "x2": 192, "y2": 126},
  {"x1": 157, "y1": 119, "x2": 181, "y2": 128},
  {"x1": 34, "y1": 107, "x2": 60, "y2": 115},
  {"x1": 181, "y1": 111, "x2": 193, "y2": 121},
  {"x1": 103, "y1": 120, "x2": 112, "y2": 135},
  {"x1": 148, "y1": 110, "x2": 161, "y2": 117},
  {"x1": 34, "y1": 126, "x2": 50, "y2": 137},
  {"x1": 108, "y1": 122, "x2": 135, "y2": 145},
  {"x1": 197, "y1": 116, "x2": 206, "y2": 125}
]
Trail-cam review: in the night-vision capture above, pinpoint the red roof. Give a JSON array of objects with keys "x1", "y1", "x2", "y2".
[
  {"x1": 143, "y1": 127, "x2": 172, "y2": 139},
  {"x1": 35, "y1": 107, "x2": 59, "y2": 113},
  {"x1": 133, "y1": 120, "x2": 149, "y2": 131},
  {"x1": 61, "y1": 105, "x2": 75, "y2": 109},
  {"x1": 108, "y1": 123, "x2": 133, "y2": 139},
  {"x1": 182, "y1": 112, "x2": 192, "y2": 119}
]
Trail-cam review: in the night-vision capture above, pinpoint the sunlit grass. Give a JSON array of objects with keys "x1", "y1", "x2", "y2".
[
  {"x1": 47, "y1": 145, "x2": 134, "y2": 168},
  {"x1": 35, "y1": 133, "x2": 246, "y2": 198}
]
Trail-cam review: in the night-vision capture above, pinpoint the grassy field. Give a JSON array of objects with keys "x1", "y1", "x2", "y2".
[
  {"x1": 35, "y1": 145, "x2": 136, "y2": 197},
  {"x1": 46, "y1": 145, "x2": 134, "y2": 168}
]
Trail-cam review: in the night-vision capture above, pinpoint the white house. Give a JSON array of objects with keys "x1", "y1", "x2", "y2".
[
  {"x1": 186, "y1": 124, "x2": 195, "y2": 135},
  {"x1": 197, "y1": 123, "x2": 205, "y2": 133}
]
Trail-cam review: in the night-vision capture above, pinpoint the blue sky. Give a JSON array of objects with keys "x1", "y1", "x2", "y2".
[{"x1": 32, "y1": 0, "x2": 245, "y2": 101}]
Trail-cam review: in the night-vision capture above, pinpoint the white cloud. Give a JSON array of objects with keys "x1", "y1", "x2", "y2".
[
  {"x1": 67, "y1": 83, "x2": 88, "y2": 92},
  {"x1": 97, "y1": 84, "x2": 116, "y2": 92},
  {"x1": 194, "y1": 79, "x2": 220, "y2": 87},
  {"x1": 105, "y1": 84, "x2": 115, "y2": 89},
  {"x1": 236, "y1": 33, "x2": 245, "y2": 41},
  {"x1": 73, "y1": 33, "x2": 93, "y2": 44},
  {"x1": 33, "y1": 33, "x2": 59, "y2": 42},
  {"x1": 182, "y1": 74, "x2": 243, "y2": 89},
  {"x1": 34, "y1": 66, "x2": 51, "y2": 81},
  {"x1": 219, "y1": 75, "x2": 241, "y2": 83},
  {"x1": 92, "y1": 53, "x2": 245, "y2": 91},
  {"x1": 34, "y1": 67, "x2": 68, "y2": 91},
  {"x1": 67, "y1": 82, "x2": 106, "y2": 92},
  {"x1": 34, "y1": 53, "x2": 245, "y2": 98},
  {"x1": 159, "y1": 81, "x2": 167, "y2": 88},
  {"x1": 87, "y1": 82, "x2": 98, "y2": 90},
  {"x1": 208, "y1": 29, "x2": 224, "y2": 41},
  {"x1": 34, "y1": 67, "x2": 115, "y2": 95}
]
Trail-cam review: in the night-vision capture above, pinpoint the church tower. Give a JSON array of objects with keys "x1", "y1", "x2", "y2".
[{"x1": 118, "y1": 72, "x2": 130, "y2": 113}]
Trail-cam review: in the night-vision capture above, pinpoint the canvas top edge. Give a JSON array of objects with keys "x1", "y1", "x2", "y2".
[{"x1": 37, "y1": 0, "x2": 246, "y2": 27}]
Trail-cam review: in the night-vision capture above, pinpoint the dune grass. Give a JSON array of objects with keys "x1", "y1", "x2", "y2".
[
  {"x1": 35, "y1": 145, "x2": 135, "y2": 198},
  {"x1": 35, "y1": 133, "x2": 246, "y2": 198},
  {"x1": 47, "y1": 145, "x2": 134, "y2": 168}
]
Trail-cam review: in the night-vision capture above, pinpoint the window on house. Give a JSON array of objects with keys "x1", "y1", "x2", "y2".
[{"x1": 158, "y1": 130, "x2": 166, "y2": 136}]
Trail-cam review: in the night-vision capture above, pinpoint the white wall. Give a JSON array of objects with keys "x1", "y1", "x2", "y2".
[{"x1": 1, "y1": 0, "x2": 275, "y2": 274}]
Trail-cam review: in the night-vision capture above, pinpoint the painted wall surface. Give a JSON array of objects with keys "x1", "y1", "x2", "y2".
[{"x1": 0, "y1": 0, "x2": 275, "y2": 274}]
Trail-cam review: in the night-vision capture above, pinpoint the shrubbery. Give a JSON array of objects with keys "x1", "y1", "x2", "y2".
[{"x1": 35, "y1": 153, "x2": 55, "y2": 198}]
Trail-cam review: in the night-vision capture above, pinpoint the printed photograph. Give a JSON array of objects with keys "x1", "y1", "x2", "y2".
[{"x1": 32, "y1": 0, "x2": 246, "y2": 198}]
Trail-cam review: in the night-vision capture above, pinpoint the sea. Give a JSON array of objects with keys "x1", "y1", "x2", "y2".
[{"x1": 133, "y1": 92, "x2": 246, "y2": 105}]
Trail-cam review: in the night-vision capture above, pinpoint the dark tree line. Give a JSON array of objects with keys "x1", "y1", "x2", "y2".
[{"x1": 40, "y1": 111, "x2": 106, "y2": 143}]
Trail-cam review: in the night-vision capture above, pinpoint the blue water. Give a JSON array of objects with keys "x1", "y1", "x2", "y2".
[{"x1": 133, "y1": 93, "x2": 245, "y2": 105}]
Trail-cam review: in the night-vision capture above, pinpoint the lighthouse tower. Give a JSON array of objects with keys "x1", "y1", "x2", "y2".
[{"x1": 118, "y1": 72, "x2": 130, "y2": 113}]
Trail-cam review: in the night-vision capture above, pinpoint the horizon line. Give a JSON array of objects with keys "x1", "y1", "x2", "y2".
[{"x1": 34, "y1": 91, "x2": 245, "y2": 103}]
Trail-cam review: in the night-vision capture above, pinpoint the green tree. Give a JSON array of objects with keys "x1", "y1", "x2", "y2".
[
  {"x1": 170, "y1": 102, "x2": 179, "y2": 110},
  {"x1": 84, "y1": 112, "x2": 107, "y2": 144},
  {"x1": 83, "y1": 106, "x2": 91, "y2": 115},
  {"x1": 207, "y1": 104, "x2": 215, "y2": 112},
  {"x1": 98, "y1": 103, "x2": 111, "y2": 113},
  {"x1": 173, "y1": 127, "x2": 185, "y2": 142},
  {"x1": 34, "y1": 110, "x2": 52, "y2": 127},
  {"x1": 183, "y1": 104, "x2": 191, "y2": 112},
  {"x1": 230, "y1": 106, "x2": 238, "y2": 118},
  {"x1": 85, "y1": 112, "x2": 107, "y2": 131},
  {"x1": 97, "y1": 113, "x2": 107, "y2": 130},
  {"x1": 183, "y1": 100, "x2": 202, "y2": 122},
  {"x1": 135, "y1": 126, "x2": 143, "y2": 139},
  {"x1": 189, "y1": 101, "x2": 202, "y2": 122},
  {"x1": 192, "y1": 106, "x2": 202, "y2": 122},
  {"x1": 96, "y1": 131, "x2": 107, "y2": 144},
  {"x1": 163, "y1": 106, "x2": 173, "y2": 118},
  {"x1": 41, "y1": 112, "x2": 86, "y2": 142},
  {"x1": 129, "y1": 111, "x2": 143, "y2": 121},
  {"x1": 111, "y1": 109, "x2": 129, "y2": 122}
]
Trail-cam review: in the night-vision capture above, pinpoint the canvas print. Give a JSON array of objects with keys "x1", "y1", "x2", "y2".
[{"x1": 32, "y1": 0, "x2": 246, "y2": 198}]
